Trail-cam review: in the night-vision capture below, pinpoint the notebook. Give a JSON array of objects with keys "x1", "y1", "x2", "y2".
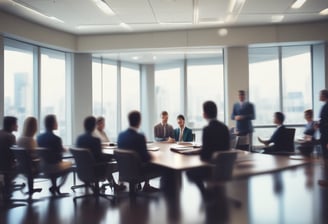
[{"x1": 170, "y1": 145, "x2": 201, "y2": 155}]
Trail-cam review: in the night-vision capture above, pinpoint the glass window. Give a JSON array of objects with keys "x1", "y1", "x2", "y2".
[
  {"x1": 92, "y1": 59, "x2": 118, "y2": 138},
  {"x1": 282, "y1": 46, "x2": 312, "y2": 124},
  {"x1": 4, "y1": 40, "x2": 37, "y2": 137},
  {"x1": 155, "y1": 63, "x2": 183, "y2": 125},
  {"x1": 249, "y1": 45, "x2": 313, "y2": 145},
  {"x1": 40, "y1": 48, "x2": 69, "y2": 144},
  {"x1": 187, "y1": 58, "x2": 225, "y2": 129},
  {"x1": 249, "y1": 47, "x2": 280, "y2": 125},
  {"x1": 121, "y1": 62, "x2": 140, "y2": 130}
]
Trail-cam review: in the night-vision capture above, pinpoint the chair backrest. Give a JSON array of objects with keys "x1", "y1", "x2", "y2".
[
  {"x1": 281, "y1": 128, "x2": 296, "y2": 152},
  {"x1": 113, "y1": 149, "x2": 143, "y2": 183},
  {"x1": 211, "y1": 151, "x2": 238, "y2": 181},
  {"x1": 11, "y1": 146, "x2": 34, "y2": 176},
  {"x1": 69, "y1": 147, "x2": 99, "y2": 183}
]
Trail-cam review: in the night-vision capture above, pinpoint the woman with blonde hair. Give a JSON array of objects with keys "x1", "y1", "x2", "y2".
[{"x1": 17, "y1": 116, "x2": 38, "y2": 158}]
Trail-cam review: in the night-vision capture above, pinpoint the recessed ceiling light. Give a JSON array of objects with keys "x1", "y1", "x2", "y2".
[
  {"x1": 319, "y1": 8, "x2": 328, "y2": 15},
  {"x1": 271, "y1": 15, "x2": 284, "y2": 23},
  {"x1": 93, "y1": 0, "x2": 115, "y2": 15},
  {"x1": 132, "y1": 56, "x2": 139, "y2": 60},
  {"x1": 291, "y1": 0, "x2": 306, "y2": 9}
]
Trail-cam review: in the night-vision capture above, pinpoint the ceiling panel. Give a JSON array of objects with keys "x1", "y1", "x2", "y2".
[
  {"x1": 149, "y1": 0, "x2": 193, "y2": 23},
  {"x1": 198, "y1": 0, "x2": 230, "y2": 22}
]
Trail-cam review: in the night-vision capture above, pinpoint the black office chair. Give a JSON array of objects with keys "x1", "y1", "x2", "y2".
[
  {"x1": 114, "y1": 148, "x2": 161, "y2": 196},
  {"x1": 263, "y1": 128, "x2": 296, "y2": 156},
  {"x1": 206, "y1": 151, "x2": 241, "y2": 207},
  {"x1": 69, "y1": 147, "x2": 115, "y2": 203},
  {"x1": 11, "y1": 146, "x2": 42, "y2": 199}
]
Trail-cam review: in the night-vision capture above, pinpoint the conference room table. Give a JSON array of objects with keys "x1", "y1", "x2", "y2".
[
  {"x1": 141, "y1": 142, "x2": 314, "y2": 176},
  {"x1": 64, "y1": 142, "x2": 316, "y2": 194}
]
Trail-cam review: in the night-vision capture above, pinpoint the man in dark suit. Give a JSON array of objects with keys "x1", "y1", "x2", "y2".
[
  {"x1": 186, "y1": 101, "x2": 230, "y2": 197},
  {"x1": 0, "y1": 116, "x2": 18, "y2": 199},
  {"x1": 318, "y1": 89, "x2": 328, "y2": 187},
  {"x1": 76, "y1": 116, "x2": 125, "y2": 191},
  {"x1": 258, "y1": 112, "x2": 292, "y2": 153},
  {"x1": 37, "y1": 114, "x2": 72, "y2": 195},
  {"x1": 231, "y1": 90, "x2": 255, "y2": 149},
  {"x1": 118, "y1": 110, "x2": 161, "y2": 192}
]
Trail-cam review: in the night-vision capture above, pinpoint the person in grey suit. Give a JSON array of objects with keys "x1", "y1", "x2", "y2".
[
  {"x1": 154, "y1": 111, "x2": 174, "y2": 142},
  {"x1": 231, "y1": 90, "x2": 256, "y2": 149}
]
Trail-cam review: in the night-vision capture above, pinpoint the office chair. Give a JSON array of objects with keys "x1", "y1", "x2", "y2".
[
  {"x1": 69, "y1": 147, "x2": 115, "y2": 204},
  {"x1": 36, "y1": 147, "x2": 73, "y2": 196},
  {"x1": 206, "y1": 151, "x2": 241, "y2": 208},
  {"x1": 11, "y1": 146, "x2": 42, "y2": 200},
  {"x1": 263, "y1": 128, "x2": 296, "y2": 156},
  {"x1": 114, "y1": 148, "x2": 161, "y2": 196},
  {"x1": 234, "y1": 134, "x2": 250, "y2": 151}
]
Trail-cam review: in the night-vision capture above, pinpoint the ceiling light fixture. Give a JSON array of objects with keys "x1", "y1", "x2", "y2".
[
  {"x1": 291, "y1": 0, "x2": 306, "y2": 9},
  {"x1": 319, "y1": 8, "x2": 328, "y2": 15},
  {"x1": 271, "y1": 15, "x2": 284, "y2": 23},
  {"x1": 193, "y1": 0, "x2": 199, "y2": 24},
  {"x1": 94, "y1": 0, "x2": 115, "y2": 15},
  {"x1": 229, "y1": 0, "x2": 246, "y2": 14},
  {"x1": 11, "y1": 0, "x2": 64, "y2": 23}
]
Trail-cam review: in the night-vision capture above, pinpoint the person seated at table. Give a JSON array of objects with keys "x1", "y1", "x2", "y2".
[
  {"x1": 76, "y1": 116, "x2": 125, "y2": 191},
  {"x1": 37, "y1": 114, "x2": 72, "y2": 195},
  {"x1": 257, "y1": 112, "x2": 292, "y2": 154},
  {"x1": 0, "y1": 116, "x2": 18, "y2": 200},
  {"x1": 17, "y1": 116, "x2": 39, "y2": 170},
  {"x1": 302, "y1": 109, "x2": 318, "y2": 141},
  {"x1": 118, "y1": 110, "x2": 162, "y2": 192},
  {"x1": 93, "y1": 116, "x2": 110, "y2": 144},
  {"x1": 154, "y1": 111, "x2": 175, "y2": 142},
  {"x1": 186, "y1": 101, "x2": 230, "y2": 198},
  {"x1": 173, "y1": 114, "x2": 193, "y2": 142}
]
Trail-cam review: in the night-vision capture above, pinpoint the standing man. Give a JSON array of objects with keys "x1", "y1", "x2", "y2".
[
  {"x1": 154, "y1": 111, "x2": 174, "y2": 142},
  {"x1": 231, "y1": 90, "x2": 256, "y2": 150},
  {"x1": 318, "y1": 89, "x2": 328, "y2": 187},
  {"x1": 186, "y1": 101, "x2": 230, "y2": 198}
]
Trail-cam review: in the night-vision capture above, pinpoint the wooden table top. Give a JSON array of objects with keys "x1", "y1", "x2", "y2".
[{"x1": 147, "y1": 142, "x2": 316, "y2": 177}]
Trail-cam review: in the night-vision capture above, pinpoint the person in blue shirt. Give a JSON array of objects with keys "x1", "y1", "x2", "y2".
[
  {"x1": 173, "y1": 114, "x2": 193, "y2": 142},
  {"x1": 231, "y1": 90, "x2": 255, "y2": 149},
  {"x1": 302, "y1": 109, "x2": 318, "y2": 140}
]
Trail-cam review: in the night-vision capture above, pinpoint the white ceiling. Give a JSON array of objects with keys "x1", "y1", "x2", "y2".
[{"x1": 1, "y1": 0, "x2": 328, "y2": 63}]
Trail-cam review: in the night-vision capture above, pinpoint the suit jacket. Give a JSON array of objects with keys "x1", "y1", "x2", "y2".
[
  {"x1": 231, "y1": 101, "x2": 255, "y2": 135},
  {"x1": 117, "y1": 128, "x2": 151, "y2": 163},
  {"x1": 200, "y1": 119, "x2": 230, "y2": 161},
  {"x1": 154, "y1": 123, "x2": 174, "y2": 141},
  {"x1": 0, "y1": 130, "x2": 16, "y2": 171},
  {"x1": 320, "y1": 102, "x2": 328, "y2": 140},
  {"x1": 76, "y1": 132, "x2": 107, "y2": 163},
  {"x1": 173, "y1": 127, "x2": 193, "y2": 142},
  {"x1": 37, "y1": 131, "x2": 64, "y2": 164}
]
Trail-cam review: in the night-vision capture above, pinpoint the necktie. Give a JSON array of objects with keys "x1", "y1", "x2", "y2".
[
  {"x1": 179, "y1": 128, "x2": 183, "y2": 141},
  {"x1": 163, "y1": 125, "x2": 166, "y2": 137}
]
